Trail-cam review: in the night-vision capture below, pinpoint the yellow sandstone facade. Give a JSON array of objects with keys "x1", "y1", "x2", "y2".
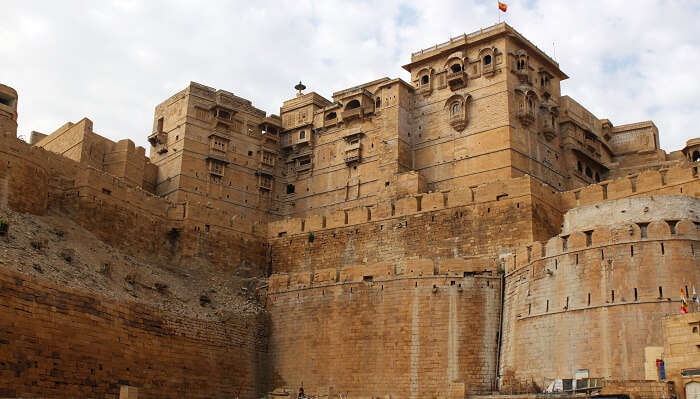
[{"x1": 1, "y1": 22, "x2": 699, "y2": 399}]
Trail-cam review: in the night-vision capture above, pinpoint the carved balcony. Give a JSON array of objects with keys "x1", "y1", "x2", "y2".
[
  {"x1": 148, "y1": 132, "x2": 167, "y2": 147},
  {"x1": 449, "y1": 113, "x2": 468, "y2": 132},
  {"x1": 341, "y1": 107, "x2": 364, "y2": 121},
  {"x1": 517, "y1": 109, "x2": 536, "y2": 126},
  {"x1": 324, "y1": 115, "x2": 339, "y2": 128},
  {"x1": 446, "y1": 71, "x2": 467, "y2": 90},
  {"x1": 344, "y1": 142, "x2": 361, "y2": 164},
  {"x1": 514, "y1": 67, "x2": 532, "y2": 84},
  {"x1": 296, "y1": 161, "x2": 312, "y2": 173},
  {"x1": 417, "y1": 85, "x2": 432, "y2": 97},
  {"x1": 257, "y1": 175, "x2": 273, "y2": 191}
]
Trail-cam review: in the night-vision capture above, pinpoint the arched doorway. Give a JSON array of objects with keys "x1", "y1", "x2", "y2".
[{"x1": 686, "y1": 381, "x2": 700, "y2": 399}]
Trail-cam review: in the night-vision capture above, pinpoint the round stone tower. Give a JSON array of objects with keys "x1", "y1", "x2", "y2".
[{"x1": 0, "y1": 83, "x2": 18, "y2": 138}]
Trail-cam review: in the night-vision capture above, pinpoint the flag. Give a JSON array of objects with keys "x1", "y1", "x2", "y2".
[
  {"x1": 681, "y1": 289, "x2": 689, "y2": 314},
  {"x1": 498, "y1": 2, "x2": 508, "y2": 12}
]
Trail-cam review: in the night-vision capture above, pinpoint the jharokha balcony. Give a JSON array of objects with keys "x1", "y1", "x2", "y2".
[
  {"x1": 517, "y1": 108, "x2": 535, "y2": 126},
  {"x1": 446, "y1": 70, "x2": 467, "y2": 90},
  {"x1": 341, "y1": 107, "x2": 364, "y2": 121}
]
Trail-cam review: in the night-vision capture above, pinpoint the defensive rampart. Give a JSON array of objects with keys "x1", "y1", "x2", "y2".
[
  {"x1": 0, "y1": 267, "x2": 269, "y2": 398},
  {"x1": 0, "y1": 133, "x2": 268, "y2": 274},
  {"x1": 267, "y1": 261, "x2": 500, "y2": 398},
  {"x1": 268, "y1": 176, "x2": 562, "y2": 274},
  {"x1": 500, "y1": 206, "x2": 700, "y2": 389}
]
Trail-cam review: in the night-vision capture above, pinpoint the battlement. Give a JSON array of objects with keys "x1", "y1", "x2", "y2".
[
  {"x1": 268, "y1": 256, "x2": 497, "y2": 293},
  {"x1": 558, "y1": 165, "x2": 700, "y2": 211},
  {"x1": 506, "y1": 217, "x2": 700, "y2": 274},
  {"x1": 268, "y1": 175, "x2": 559, "y2": 238}
]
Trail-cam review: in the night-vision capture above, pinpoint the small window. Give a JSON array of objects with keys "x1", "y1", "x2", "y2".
[
  {"x1": 326, "y1": 112, "x2": 337, "y2": 120},
  {"x1": 299, "y1": 130, "x2": 306, "y2": 139},
  {"x1": 595, "y1": 172, "x2": 601, "y2": 182},
  {"x1": 585, "y1": 166, "x2": 593, "y2": 178},
  {"x1": 375, "y1": 97, "x2": 381, "y2": 108},
  {"x1": 577, "y1": 161, "x2": 583, "y2": 172},
  {"x1": 483, "y1": 55, "x2": 492, "y2": 65},
  {"x1": 451, "y1": 103, "x2": 460, "y2": 114},
  {"x1": 248, "y1": 150, "x2": 253, "y2": 156},
  {"x1": 693, "y1": 151, "x2": 700, "y2": 162},
  {"x1": 157, "y1": 117, "x2": 164, "y2": 133},
  {"x1": 346, "y1": 99, "x2": 361, "y2": 110},
  {"x1": 421, "y1": 75, "x2": 429, "y2": 85},
  {"x1": 450, "y1": 63, "x2": 462, "y2": 73},
  {"x1": 286, "y1": 184, "x2": 295, "y2": 194}
]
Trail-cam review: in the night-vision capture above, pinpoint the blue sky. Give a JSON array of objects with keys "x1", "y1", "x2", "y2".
[{"x1": 2, "y1": 0, "x2": 699, "y2": 152}]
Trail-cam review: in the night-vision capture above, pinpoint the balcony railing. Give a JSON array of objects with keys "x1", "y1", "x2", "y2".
[
  {"x1": 341, "y1": 107, "x2": 363, "y2": 121},
  {"x1": 344, "y1": 147, "x2": 361, "y2": 164},
  {"x1": 517, "y1": 109, "x2": 536, "y2": 126},
  {"x1": 258, "y1": 176, "x2": 273, "y2": 190},
  {"x1": 416, "y1": 85, "x2": 432, "y2": 96},
  {"x1": 449, "y1": 113, "x2": 468, "y2": 131},
  {"x1": 446, "y1": 71, "x2": 467, "y2": 89},
  {"x1": 296, "y1": 162, "x2": 312, "y2": 172}
]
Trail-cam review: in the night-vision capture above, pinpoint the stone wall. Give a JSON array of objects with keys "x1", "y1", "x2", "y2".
[
  {"x1": 267, "y1": 271, "x2": 501, "y2": 398},
  {"x1": 268, "y1": 176, "x2": 556, "y2": 274},
  {"x1": 500, "y1": 216, "x2": 700, "y2": 389},
  {"x1": 0, "y1": 133, "x2": 268, "y2": 275},
  {"x1": 0, "y1": 267, "x2": 269, "y2": 399}
]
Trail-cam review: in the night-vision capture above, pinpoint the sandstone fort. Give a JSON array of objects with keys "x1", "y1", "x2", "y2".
[{"x1": 0, "y1": 22, "x2": 699, "y2": 399}]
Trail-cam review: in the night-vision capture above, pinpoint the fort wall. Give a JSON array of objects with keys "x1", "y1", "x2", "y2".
[
  {"x1": 500, "y1": 216, "x2": 700, "y2": 389},
  {"x1": 0, "y1": 134, "x2": 268, "y2": 275},
  {"x1": 268, "y1": 176, "x2": 558, "y2": 275},
  {"x1": 267, "y1": 269, "x2": 501, "y2": 398},
  {"x1": 0, "y1": 267, "x2": 269, "y2": 399}
]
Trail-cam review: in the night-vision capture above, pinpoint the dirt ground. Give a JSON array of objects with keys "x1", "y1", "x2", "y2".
[{"x1": 0, "y1": 206, "x2": 266, "y2": 320}]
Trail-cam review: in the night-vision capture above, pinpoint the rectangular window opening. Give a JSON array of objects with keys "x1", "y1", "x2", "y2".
[
  {"x1": 638, "y1": 223, "x2": 649, "y2": 239},
  {"x1": 587, "y1": 293, "x2": 591, "y2": 306},
  {"x1": 634, "y1": 288, "x2": 638, "y2": 301}
]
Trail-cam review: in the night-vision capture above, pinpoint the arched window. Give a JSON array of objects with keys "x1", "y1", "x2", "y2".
[
  {"x1": 483, "y1": 55, "x2": 492, "y2": 65},
  {"x1": 577, "y1": 161, "x2": 583, "y2": 172},
  {"x1": 451, "y1": 103, "x2": 461, "y2": 114},
  {"x1": 375, "y1": 97, "x2": 381, "y2": 108},
  {"x1": 421, "y1": 75, "x2": 429, "y2": 85},
  {"x1": 450, "y1": 64, "x2": 462, "y2": 73},
  {"x1": 595, "y1": 172, "x2": 601, "y2": 182},
  {"x1": 346, "y1": 99, "x2": 361, "y2": 110},
  {"x1": 299, "y1": 130, "x2": 306, "y2": 139},
  {"x1": 326, "y1": 112, "x2": 337, "y2": 120},
  {"x1": 517, "y1": 59, "x2": 526, "y2": 70},
  {"x1": 693, "y1": 150, "x2": 700, "y2": 162},
  {"x1": 585, "y1": 166, "x2": 593, "y2": 178}
]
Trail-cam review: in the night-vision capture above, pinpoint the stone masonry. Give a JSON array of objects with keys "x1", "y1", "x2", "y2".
[{"x1": 0, "y1": 22, "x2": 699, "y2": 399}]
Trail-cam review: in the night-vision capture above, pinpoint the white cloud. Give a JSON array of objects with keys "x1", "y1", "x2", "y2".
[{"x1": 3, "y1": 0, "x2": 699, "y2": 151}]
